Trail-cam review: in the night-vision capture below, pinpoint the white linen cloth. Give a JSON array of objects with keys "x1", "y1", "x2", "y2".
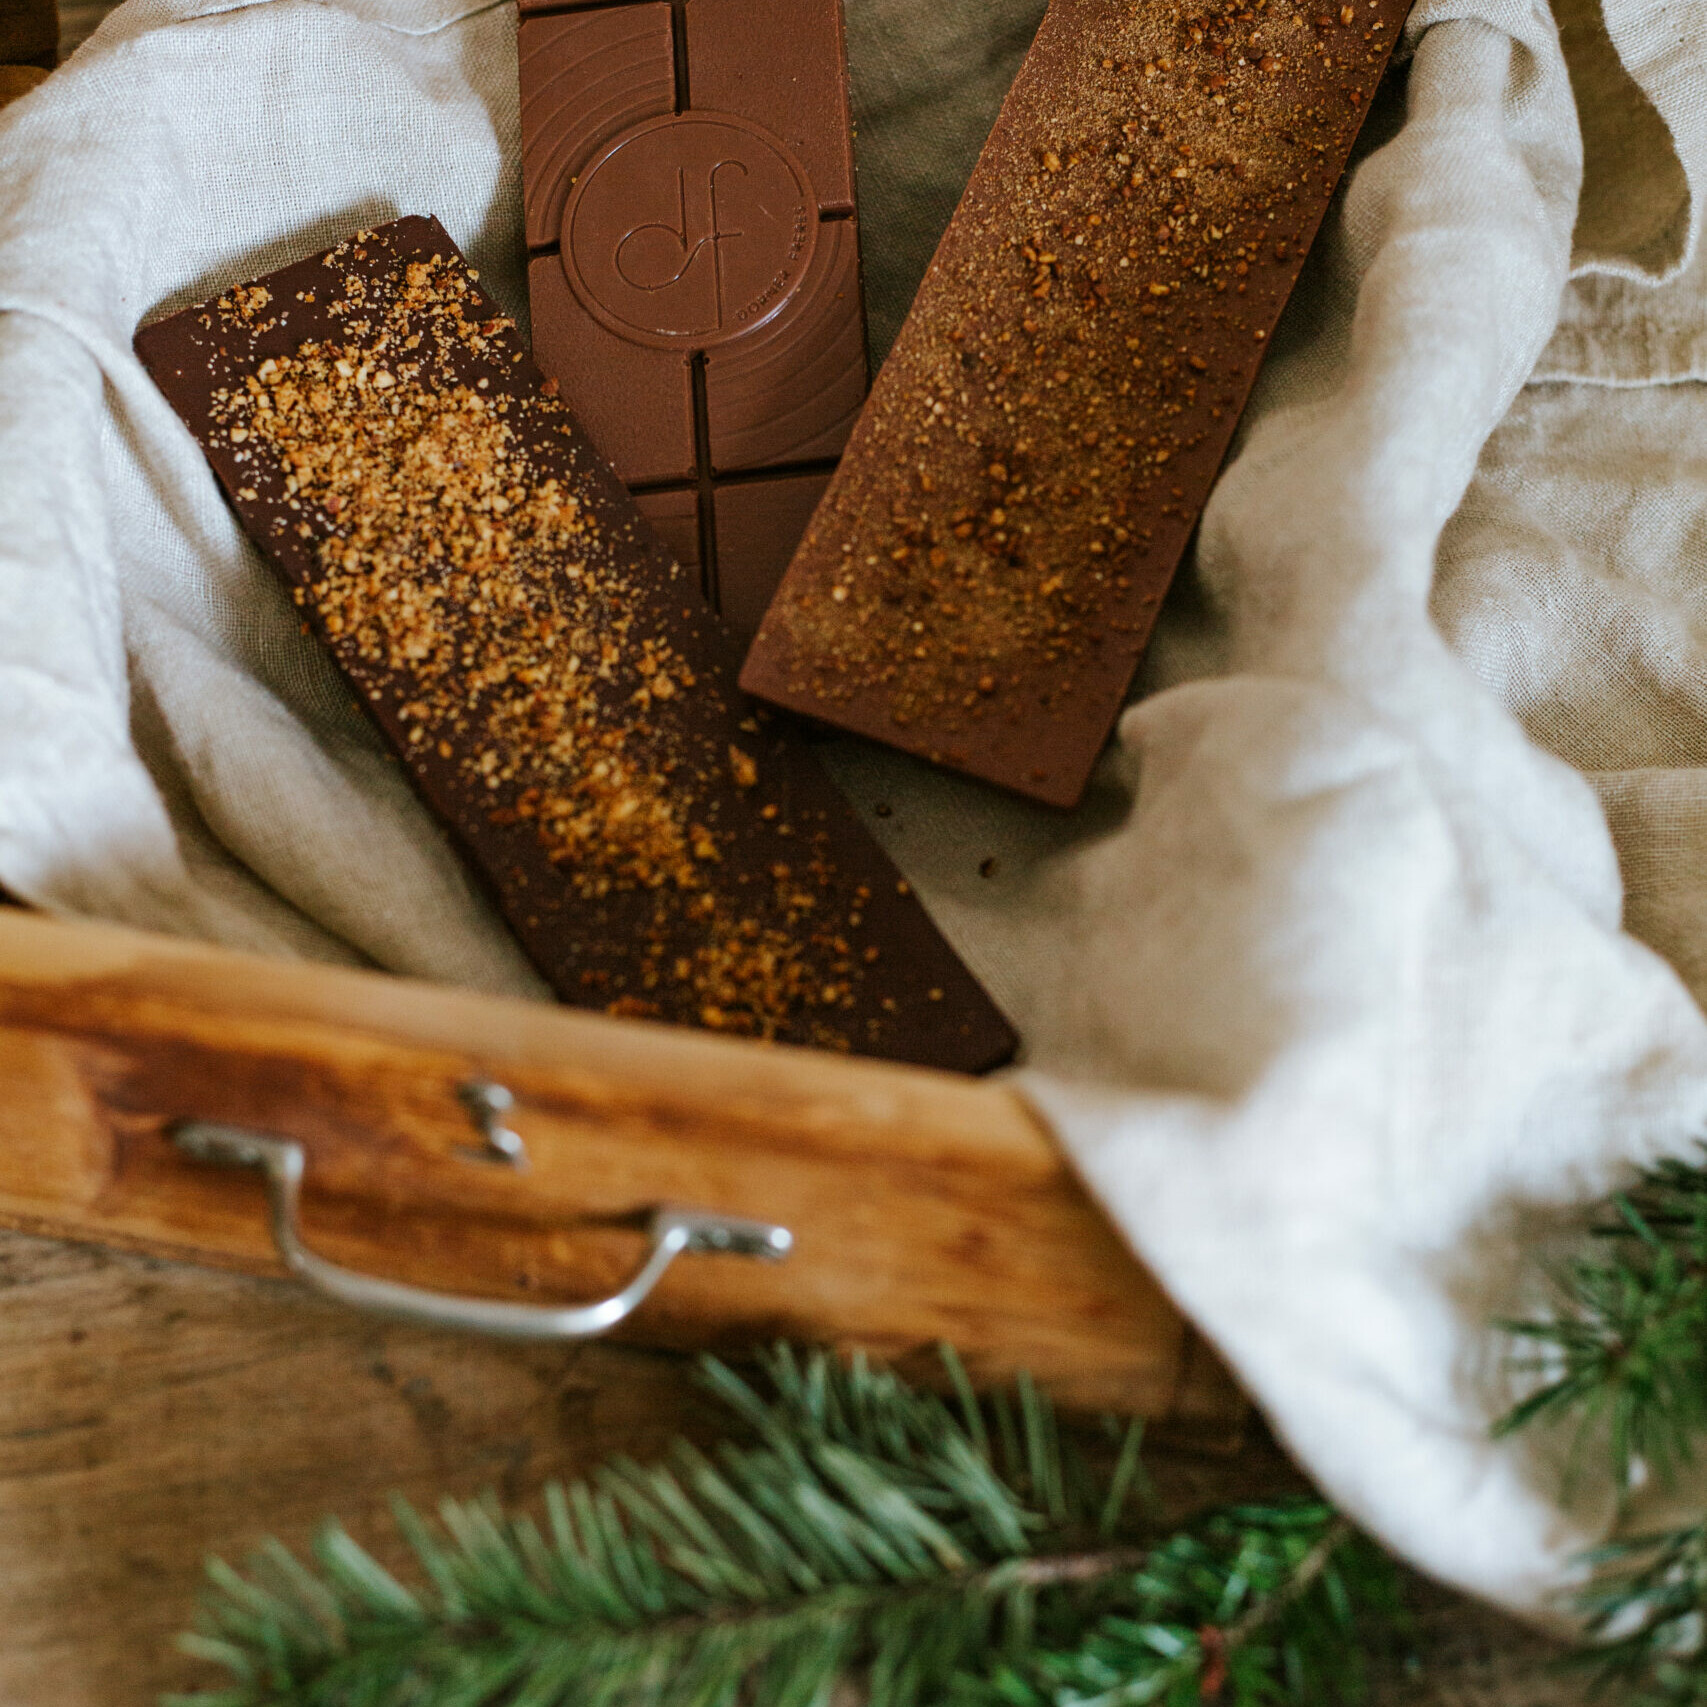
[{"x1": 4, "y1": 0, "x2": 1707, "y2": 1625}]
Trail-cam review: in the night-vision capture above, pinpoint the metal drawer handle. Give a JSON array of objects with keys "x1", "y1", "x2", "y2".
[{"x1": 171, "y1": 1120, "x2": 792, "y2": 1341}]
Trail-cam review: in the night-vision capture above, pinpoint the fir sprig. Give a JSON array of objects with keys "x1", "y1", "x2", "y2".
[
  {"x1": 171, "y1": 1146, "x2": 1707, "y2": 1706},
  {"x1": 1571, "y1": 1523, "x2": 1707, "y2": 1705},
  {"x1": 166, "y1": 1346, "x2": 1398, "y2": 1707},
  {"x1": 1496, "y1": 1158, "x2": 1707, "y2": 1494},
  {"x1": 1496, "y1": 1148, "x2": 1707, "y2": 1699},
  {"x1": 957, "y1": 1507, "x2": 1396, "y2": 1707}
]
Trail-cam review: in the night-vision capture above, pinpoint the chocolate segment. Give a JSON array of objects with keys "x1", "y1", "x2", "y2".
[
  {"x1": 526, "y1": 251, "x2": 698, "y2": 484},
  {"x1": 702, "y1": 217, "x2": 867, "y2": 473},
  {"x1": 714, "y1": 472, "x2": 835, "y2": 642},
  {"x1": 740, "y1": 0, "x2": 1412, "y2": 808},
  {"x1": 135, "y1": 218, "x2": 1014, "y2": 1073},
  {"x1": 642, "y1": 474, "x2": 836, "y2": 639},
  {"x1": 518, "y1": 5, "x2": 676, "y2": 253},
  {"x1": 519, "y1": 0, "x2": 868, "y2": 641},
  {"x1": 633, "y1": 485, "x2": 703, "y2": 579},
  {"x1": 682, "y1": 0, "x2": 856, "y2": 214}
]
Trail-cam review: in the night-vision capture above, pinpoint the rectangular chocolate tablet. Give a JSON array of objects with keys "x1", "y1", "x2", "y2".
[
  {"x1": 519, "y1": 0, "x2": 867, "y2": 641},
  {"x1": 135, "y1": 218, "x2": 1014, "y2": 1073},
  {"x1": 741, "y1": 0, "x2": 1412, "y2": 808}
]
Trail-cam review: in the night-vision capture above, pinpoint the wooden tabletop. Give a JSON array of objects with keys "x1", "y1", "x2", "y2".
[
  {"x1": 0, "y1": 1226, "x2": 725, "y2": 1701},
  {"x1": 0, "y1": 1224, "x2": 1578, "y2": 1705}
]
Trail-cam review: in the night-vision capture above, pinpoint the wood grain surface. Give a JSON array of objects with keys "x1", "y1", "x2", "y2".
[
  {"x1": 0, "y1": 1227, "x2": 727, "y2": 1703},
  {"x1": 0, "y1": 1223, "x2": 1580, "y2": 1706},
  {"x1": 0, "y1": 907, "x2": 1242, "y2": 1427}
]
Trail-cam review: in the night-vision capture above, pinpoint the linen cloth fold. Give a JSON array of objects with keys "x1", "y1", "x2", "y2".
[{"x1": 4, "y1": 0, "x2": 1707, "y2": 1622}]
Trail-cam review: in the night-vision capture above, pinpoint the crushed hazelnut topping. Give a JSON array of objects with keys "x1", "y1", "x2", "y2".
[{"x1": 210, "y1": 238, "x2": 882, "y2": 1045}]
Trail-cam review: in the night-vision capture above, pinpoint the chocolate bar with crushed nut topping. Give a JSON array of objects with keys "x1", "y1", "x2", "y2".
[
  {"x1": 741, "y1": 0, "x2": 1412, "y2": 808},
  {"x1": 135, "y1": 217, "x2": 1014, "y2": 1071}
]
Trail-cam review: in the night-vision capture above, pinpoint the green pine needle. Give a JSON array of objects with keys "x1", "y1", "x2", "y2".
[
  {"x1": 165, "y1": 1346, "x2": 1399, "y2": 1707},
  {"x1": 955, "y1": 1507, "x2": 1399, "y2": 1707},
  {"x1": 1556, "y1": 1522, "x2": 1707, "y2": 1706},
  {"x1": 1495, "y1": 1148, "x2": 1707, "y2": 1702},
  {"x1": 1495, "y1": 1176, "x2": 1707, "y2": 1496},
  {"x1": 169, "y1": 1144, "x2": 1707, "y2": 1707}
]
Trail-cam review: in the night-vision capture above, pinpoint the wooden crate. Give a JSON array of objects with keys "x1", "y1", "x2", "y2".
[{"x1": 0, "y1": 906, "x2": 1239, "y2": 1431}]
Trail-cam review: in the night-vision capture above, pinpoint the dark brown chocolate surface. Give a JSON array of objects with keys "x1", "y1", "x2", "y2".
[
  {"x1": 519, "y1": 0, "x2": 868, "y2": 641},
  {"x1": 135, "y1": 217, "x2": 1014, "y2": 1072},
  {"x1": 637, "y1": 470, "x2": 835, "y2": 646},
  {"x1": 741, "y1": 0, "x2": 1412, "y2": 808}
]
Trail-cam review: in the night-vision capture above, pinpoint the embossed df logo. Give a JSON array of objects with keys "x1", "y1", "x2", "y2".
[
  {"x1": 617, "y1": 159, "x2": 748, "y2": 320},
  {"x1": 563, "y1": 113, "x2": 817, "y2": 351}
]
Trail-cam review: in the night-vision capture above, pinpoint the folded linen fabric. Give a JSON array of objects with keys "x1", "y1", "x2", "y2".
[{"x1": 3, "y1": 0, "x2": 1707, "y2": 1624}]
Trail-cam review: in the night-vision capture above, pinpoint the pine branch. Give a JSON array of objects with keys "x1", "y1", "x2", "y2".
[
  {"x1": 1566, "y1": 1522, "x2": 1707, "y2": 1706},
  {"x1": 1495, "y1": 1149, "x2": 1707, "y2": 1701},
  {"x1": 1495, "y1": 1161, "x2": 1707, "y2": 1496},
  {"x1": 954, "y1": 1507, "x2": 1398, "y2": 1707},
  {"x1": 165, "y1": 1346, "x2": 1399, "y2": 1707}
]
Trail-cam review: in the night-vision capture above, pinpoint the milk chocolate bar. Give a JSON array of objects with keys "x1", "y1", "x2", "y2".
[
  {"x1": 135, "y1": 218, "x2": 1014, "y2": 1072},
  {"x1": 519, "y1": 0, "x2": 865, "y2": 640},
  {"x1": 741, "y1": 0, "x2": 1412, "y2": 808}
]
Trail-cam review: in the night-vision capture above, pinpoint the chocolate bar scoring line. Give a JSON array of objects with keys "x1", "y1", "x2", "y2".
[
  {"x1": 689, "y1": 351, "x2": 717, "y2": 606},
  {"x1": 629, "y1": 455, "x2": 844, "y2": 497},
  {"x1": 521, "y1": 0, "x2": 869, "y2": 637},
  {"x1": 670, "y1": 0, "x2": 692, "y2": 110}
]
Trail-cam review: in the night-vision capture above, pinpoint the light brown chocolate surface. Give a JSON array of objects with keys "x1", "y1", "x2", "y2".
[
  {"x1": 519, "y1": 0, "x2": 868, "y2": 639},
  {"x1": 742, "y1": 0, "x2": 1412, "y2": 807}
]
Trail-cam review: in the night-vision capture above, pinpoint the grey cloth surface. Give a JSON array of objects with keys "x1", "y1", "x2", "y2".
[{"x1": 846, "y1": 0, "x2": 1045, "y2": 360}]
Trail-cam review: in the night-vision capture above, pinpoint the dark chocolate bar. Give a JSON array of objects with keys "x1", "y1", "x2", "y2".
[
  {"x1": 741, "y1": 0, "x2": 1412, "y2": 808},
  {"x1": 135, "y1": 217, "x2": 1014, "y2": 1072},
  {"x1": 518, "y1": 0, "x2": 867, "y2": 640},
  {"x1": 0, "y1": 0, "x2": 57, "y2": 72}
]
